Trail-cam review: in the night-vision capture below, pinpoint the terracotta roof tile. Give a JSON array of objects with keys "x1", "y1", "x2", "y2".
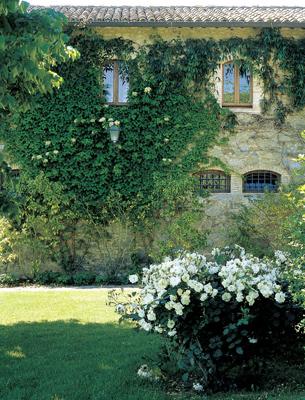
[{"x1": 28, "y1": 6, "x2": 305, "y2": 27}]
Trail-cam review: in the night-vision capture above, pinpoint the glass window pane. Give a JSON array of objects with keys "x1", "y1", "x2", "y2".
[
  {"x1": 239, "y1": 66, "x2": 251, "y2": 104},
  {"x1": 223, "y1": 63, "x2": 235, "y2": 103},
  {"x1": 118, "y1": 62, "x2": 129, "y2": 103},
  {"x1": 103, "y1": 64, "x2": 114, "y2": 103}
]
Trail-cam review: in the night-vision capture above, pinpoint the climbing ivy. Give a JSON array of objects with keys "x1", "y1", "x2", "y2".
[{"x1": 3, "y1": 27, "x2": 305, "y2": 220}]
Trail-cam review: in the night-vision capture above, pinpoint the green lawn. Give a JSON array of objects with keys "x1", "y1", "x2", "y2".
[{"x1": 0, "y1": 289, "x2": 304, "y2": 400}]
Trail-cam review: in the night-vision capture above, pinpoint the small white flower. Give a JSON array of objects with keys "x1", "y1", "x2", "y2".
[
  {"x1": 168, "y1": 329, "x2": 177, "y2": 337},
  {"x1": 248, "y1": 337, "x2": 258, "y2": 344},
  {"x1": 109, "y1": 121, "x2": 114, "y2": 127},
  {"x1": 53, "y1": 150, "x2": 59, "y2": 155},
  {"x1": 144, "y1": 86, "x2": 152, "y2": 94},
  {"x1": 45, "y1": 140, "x2": 51, "y2": 146},
  {"x1": 43, "y1": 158, "x2": 48, "y2": 164},
  {"x1": 193, "y1": 382, "x2": 204, "y2": 392},
  {"x1": 147, "y1": 310, "x2": 156, "y2": 321},
  {"x1": 164, "y1": 116, "x2": 170, "y2": 122},
  {"x1": 167, "y1": 320, "x2": 175, "y2": 329},
  {"x1": 169, "y1": 276, "x2": 181, "y2": 287},
  {"x1": 116, "y1": 304, "x2": 125, "y2": 314},
  {"x1": 143, "y1": 293, "x2": 154, "y2": 305},
  {"x1": 114, "y1": 120, "x2": 120, "y2": 126},
  {"x1": 164, "y1": 138, "x2": 169, "y2": 143},
  {"x1": 181, "y1": 293, "x2": 190, "y2": 305},
  {"x1": 275, "y1": 292, "x2": 286, "y2": 303},
  {"x1": 45, "y1": 152, "x2": 50, "y2": 156},
  {"x1": 200, "y1": 293, "x2": 208, "y2": 302},
  {"x1": 132, "y1": 91, "x2": 138, "y2": 97},
  {"x1": 99, "y1": 117, "x2": 106, "y2": 123},
  {"x1": 71, "y1": 138, "x2": 76, "y2": 143},
  {"x1": 36, "y1": 154, "x2": 42, "y2": 160},
  {"x1": 129, "y1": 274, "x2": 138, "y2": 284},
  {"x1": 222, "y1": 292, "x2": 232, "y2": 302}
]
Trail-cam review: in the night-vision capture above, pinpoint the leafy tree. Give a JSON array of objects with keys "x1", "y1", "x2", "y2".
[{"x1": 0, "y1": 0, "x2": 78, "y2": 119}]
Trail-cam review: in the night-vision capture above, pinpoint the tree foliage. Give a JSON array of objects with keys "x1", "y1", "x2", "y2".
[{"x1": 0, "y1": 0, "x2": 78, "y2": 118}]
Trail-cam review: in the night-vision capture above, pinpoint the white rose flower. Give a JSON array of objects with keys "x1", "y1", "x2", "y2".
[
  {"x1": 181, "y1": 294, "x2": 190, "y2": 305},
  {"x1": 147, "y1": 310, "x2": 156, "y2": 321},
  {"x1": 170, "y1": 276, "x2": 181, "y2": 287},
  {"x1": 200, "y1": 293, "x2": 208, "y2": 302},
  {"x1": 116, "y1": 304, "x2": 125, "y2": 314},
  {"x1": 222, "y1": 292, "x2": 232, "y2": 302},
  {"x1": 211, "y1": 288, "x2": 218, "y2": 297},
  {"x1": 114, "y1": 120, "x2": 120, "y2": 126},
  {"x1": 173, "y1": 303, "x2": 184, "y2": 316},
  {"x1": 129, "y1": 274, "x2": 138, "y2": 284},
  {"x1": 193, "y1": 382, "x2": 204, "y2": 392},
  {"x1": 144, "y1": 86, "x2": 152, "y2": 94},
  {"x1": 167, "y1": 320, "x2": 175, "y2": 329},
  {"x1": 143, "y1": 293, "x2": 154, "y2": 305},
  {"x1": 181, "y1": 273, "x2": 190, "y2": 283},
  {"x1": 168, "y1": 329, "x2": 177, "y2": 337},
  {"x1": 137, "y1": 309, "x2": 145, "y2": 318},
  {"x1": 154, "y1": 325, "x2": 163, "y2": 333},
  {"x1": 275, "y1": 291, "x2": 286, "y2": 303},
  {"x1": 204, "y1": 283, "x2": 213, "y2": 294}
]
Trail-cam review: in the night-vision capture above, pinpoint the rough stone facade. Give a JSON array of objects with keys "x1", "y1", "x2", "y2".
[{"x1": 91, "y1": 25, "x2": 305, "y2": 246}]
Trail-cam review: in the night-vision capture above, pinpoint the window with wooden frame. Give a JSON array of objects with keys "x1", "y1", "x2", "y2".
[
  {"x1": 222, "y1": 62, "x2": 252, "y2": 107},
  {"x1": 243, "y1": 170, "x2": 280, "y2": 193},
  {"x1": 196, "y1": 170, "x2": 231, "y2": 194},
  {"x1": 103, "y1": 60, "x2": 129, "y2": 105}
]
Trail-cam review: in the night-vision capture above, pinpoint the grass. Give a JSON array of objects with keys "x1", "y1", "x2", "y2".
[{"x1": 0, "y1": 289, "x2": 304, "y2": 400}]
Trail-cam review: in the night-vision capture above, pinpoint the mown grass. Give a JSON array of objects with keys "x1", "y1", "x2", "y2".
[{"x1": 0, "y1": 289, "x2": 304, "y2": 400}]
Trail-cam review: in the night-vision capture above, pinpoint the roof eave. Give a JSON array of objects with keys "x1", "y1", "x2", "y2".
[{"x1": 74, "y1": 21, "x2": 305, "y2": 29}]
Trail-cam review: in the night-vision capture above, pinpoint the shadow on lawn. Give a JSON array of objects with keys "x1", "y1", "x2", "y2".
[{"x1": 0, "y1": 320, "x2": 163, "y2": 400}]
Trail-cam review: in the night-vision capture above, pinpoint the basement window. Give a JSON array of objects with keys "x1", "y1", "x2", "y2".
[
  {"x1": 103, "y1": 61, "x2": 129, "y2": 105},
  {"x1": 243, "y1": 170, "x2": 280, "y2": 193},
  {"x1": 197, "y1": 170, "x2": 231, "y2": 194},
  {"x1": 222, "y1": 62, "x2": 252, "y2": 107}
]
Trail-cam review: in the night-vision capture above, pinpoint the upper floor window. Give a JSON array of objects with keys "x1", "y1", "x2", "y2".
[
  {"x1": 222, "y1": 62, "x2": 252, "y2": 107},
  {"x1": 243, "y1": 170, "x2": 280, "y2": 193},
  {"x1": 103, "y1": 61, "x2": 129, "y2": 105},
  {"x1": 197, "y1": 170, "x2": 231, "y2": 194}
]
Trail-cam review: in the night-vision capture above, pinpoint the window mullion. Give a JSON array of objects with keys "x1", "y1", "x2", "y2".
[
  {"x1": 235, "y1": 65, "x2": 239, "y2": 104},
  {"x1": 113, "y1": 61, "x2": 119, "y2": 104}
]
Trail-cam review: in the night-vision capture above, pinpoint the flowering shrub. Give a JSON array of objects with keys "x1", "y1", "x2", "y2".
[{"x1": 110, "y1": 245, "x2": 304, "y2": 392}]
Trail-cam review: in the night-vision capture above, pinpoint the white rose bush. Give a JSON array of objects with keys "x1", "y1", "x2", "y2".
[{"x1": 109, "y1": 245, "x2": 304, "y2": 392}]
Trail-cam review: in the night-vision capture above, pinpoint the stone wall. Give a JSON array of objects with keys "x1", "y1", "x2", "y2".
[
  {"x1": 201, "y1": 111, "x2": 305, "y2": 246},
  {"x1": 92, "y1": 24, "x2": 305, "y2": 247}
]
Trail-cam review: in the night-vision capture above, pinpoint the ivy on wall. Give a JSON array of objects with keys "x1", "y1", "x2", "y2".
[{"x1": 3, "y1": 28, "x2": 305, "y2": 219}]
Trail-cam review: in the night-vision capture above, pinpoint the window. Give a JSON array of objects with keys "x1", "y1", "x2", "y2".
[
  {"x1": 103, "y1": 61, "x2": 129, "y2": 105},
  {"x1": 197, "y1": 170, "x2": 231, "y2": 194},
  {"x1": 243, "y1": 170, "x2": 280, "y2": 193},
  {"x1": 222, "y1": 62, "x2": 252, "y2": 107}
]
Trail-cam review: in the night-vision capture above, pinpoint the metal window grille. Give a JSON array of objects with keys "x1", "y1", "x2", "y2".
[
  {"x1": 198, "y1": 170, "x2": 231, "y2": 194},
  {"x1": 243, "y1": 170, "x2": 280, "y2": 193}
]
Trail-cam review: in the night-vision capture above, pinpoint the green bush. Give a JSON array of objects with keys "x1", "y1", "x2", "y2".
[
  {"x1": 111, "y1": 246, "x2": 305, "y2": 392},
  {"x1": 0, "y1": 273, "x2": 19, "y2": 286}
]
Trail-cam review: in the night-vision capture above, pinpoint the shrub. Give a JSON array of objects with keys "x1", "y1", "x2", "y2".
[
  {"x1": 110, "y1": 246, "x2": 304, "y2": 392},
  {"x1": 72, "y1": 272, "x2": 96, "y2": 286},
  {"x1": 0, "y1": 273, "x2": 19, "y2": 286}
]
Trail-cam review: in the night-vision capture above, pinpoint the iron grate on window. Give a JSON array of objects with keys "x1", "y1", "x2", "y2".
[
  {"x1": 243, "y1": 170, "x2": 280, "y2": 193},
  {"x1": 197, "y1": 170, "x2": 231, "y2": 194}
]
